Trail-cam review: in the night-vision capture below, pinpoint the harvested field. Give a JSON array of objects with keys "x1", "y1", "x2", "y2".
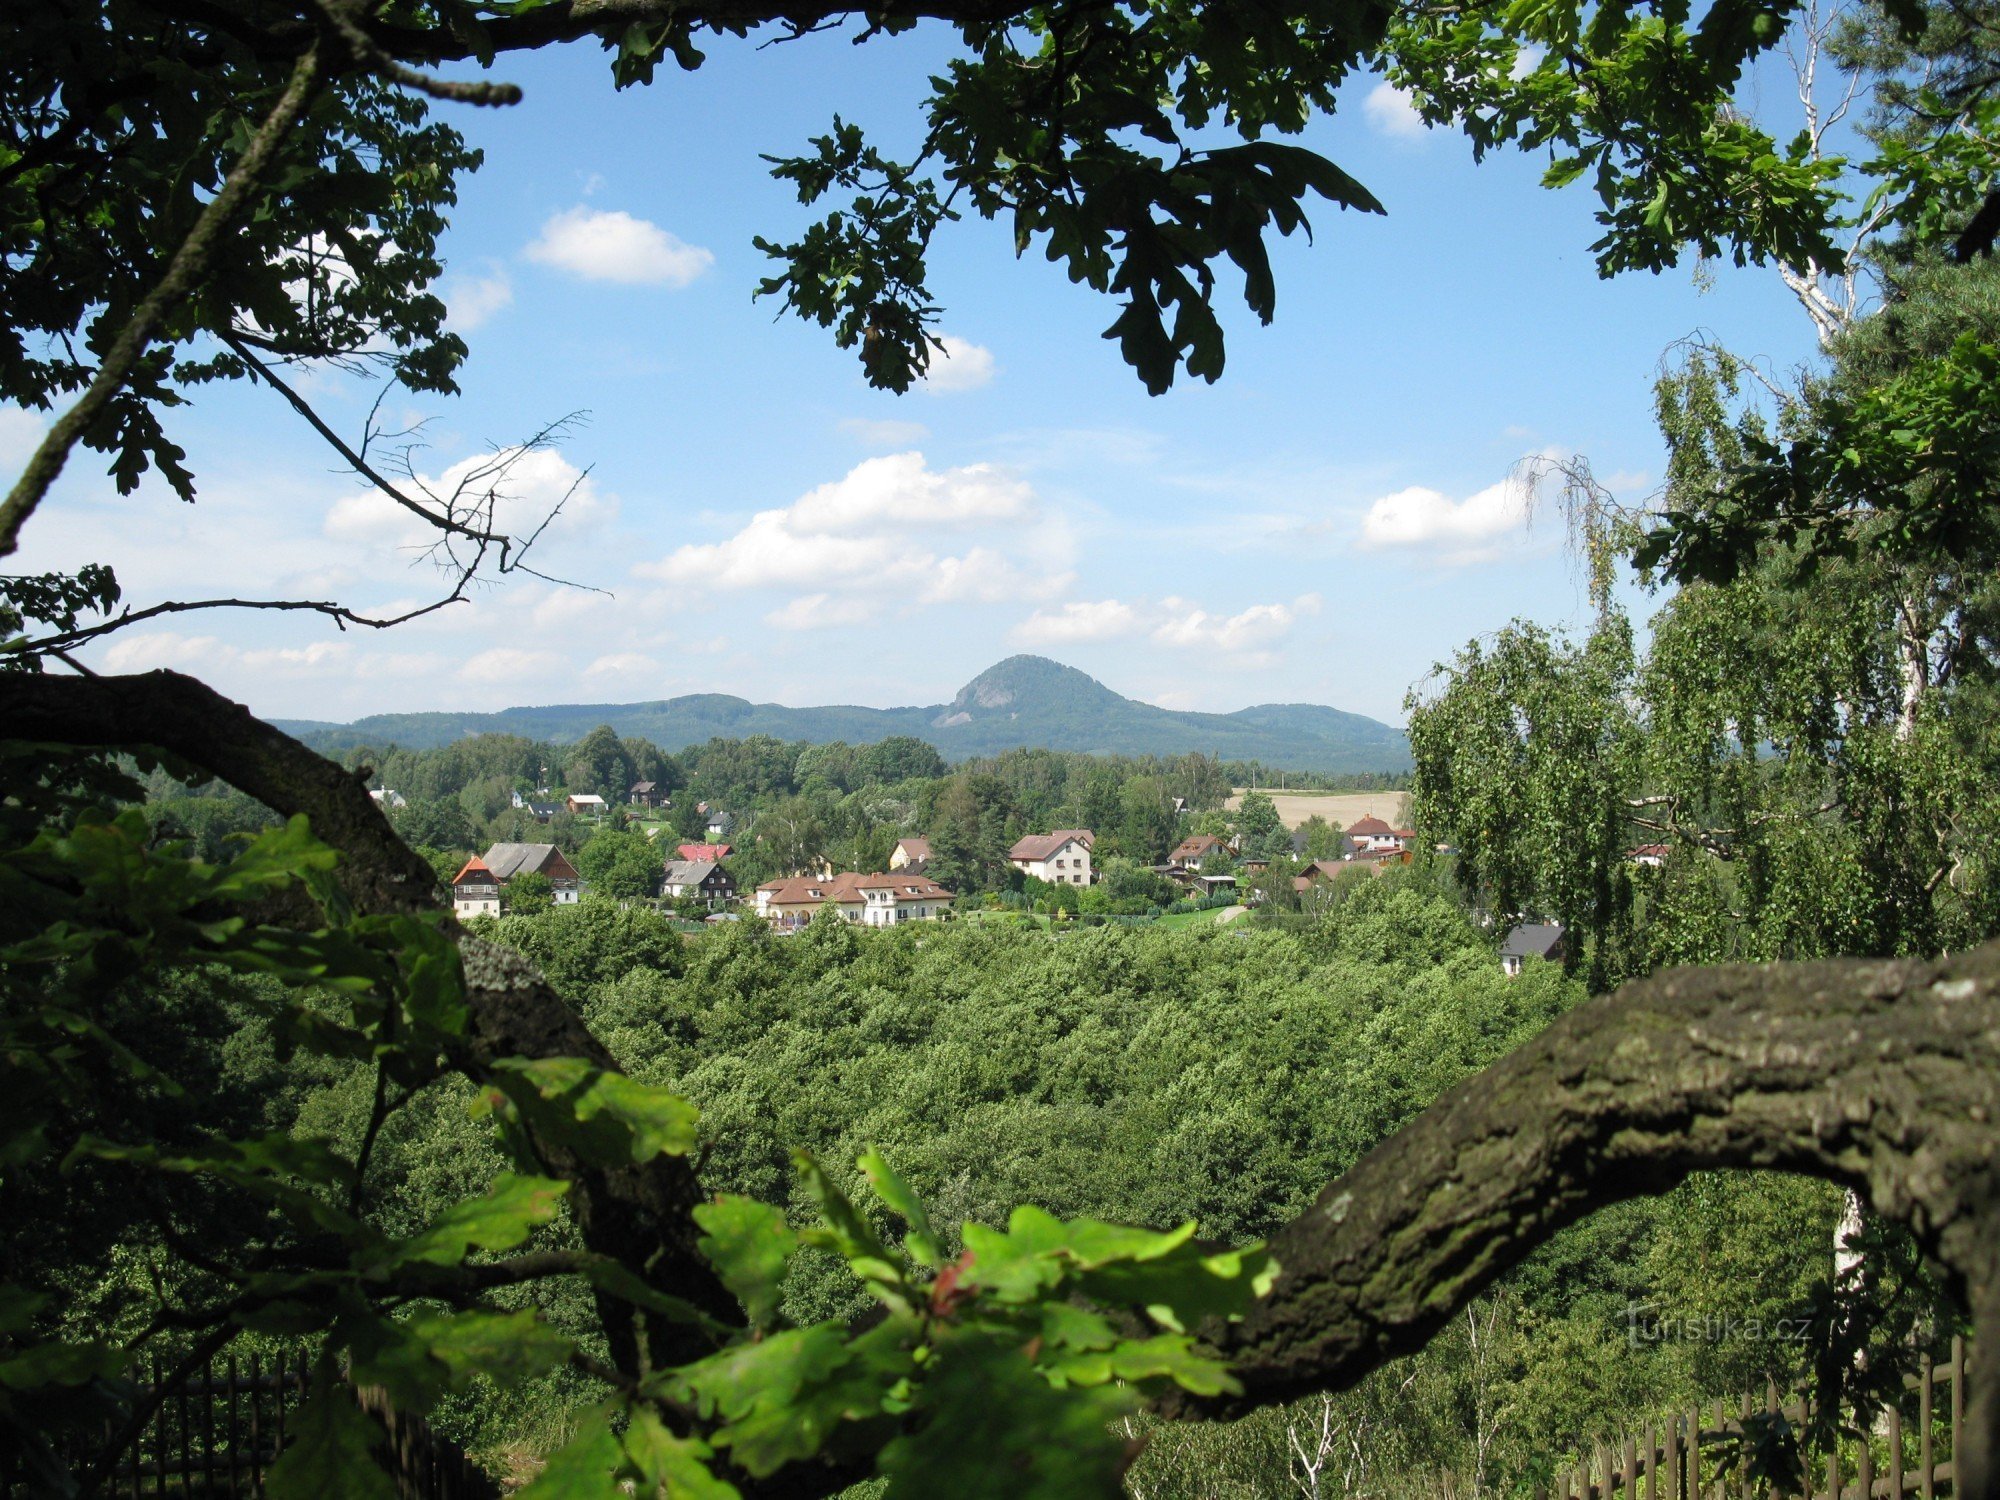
[{"x1": 1223, "y1": 789, "x2": 1410, "y2": 830}]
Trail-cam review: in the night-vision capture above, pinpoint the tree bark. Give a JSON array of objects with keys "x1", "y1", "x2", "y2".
[
  {"x1": 0, "y1": 668, "x2": 741, "y2": 1370},
  {"x1": 1178, "y1": 941, "x2": 2000, "y2": 1496}
]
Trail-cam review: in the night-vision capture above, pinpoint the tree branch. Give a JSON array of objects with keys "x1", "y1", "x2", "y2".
[
  {"x1": 1181, "y1": 941, "x2": 2000, "y2": 1496},
  {"x1": 0, "y1": 50, "x2": 325, "y2": 558},
  {"x1": 0, "y1": 668, "x2": 743, "y2": 1370}
]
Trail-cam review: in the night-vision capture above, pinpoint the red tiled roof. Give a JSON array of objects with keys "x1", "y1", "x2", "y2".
[
  {"x1": 1346, "y1": 816, "x2": 1395, "y2": 836},
  {"x1": 678, "y1": 842, "x2": 730, "y2": 863},
  {"x1": 452, "y1": 857, "x2": 496, "y2": 886}
]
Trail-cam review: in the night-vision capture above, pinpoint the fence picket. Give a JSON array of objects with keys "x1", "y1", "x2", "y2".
[
  {"x1": 1923, "y1": 1357, "x2": 1936, "y2": 1500},
  {"x1": 1892, "y1": 1398, "x2": 1906, "y2": 1500}
]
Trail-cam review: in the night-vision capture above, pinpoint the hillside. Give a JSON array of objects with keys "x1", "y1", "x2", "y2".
[{"x1": 277, "y1": 655, "x2": 1411, "y2": 772}]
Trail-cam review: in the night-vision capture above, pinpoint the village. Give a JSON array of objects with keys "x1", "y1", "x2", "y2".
[{"x1": 441, "y1": 786, "x2": 1434, "y2": 930}]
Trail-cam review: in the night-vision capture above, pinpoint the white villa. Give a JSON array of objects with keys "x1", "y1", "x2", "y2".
[{"x1": 1008, "y1": 829, "x2": 1094, "y2": 886}]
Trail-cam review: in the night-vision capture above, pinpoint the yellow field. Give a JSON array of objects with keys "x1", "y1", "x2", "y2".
[{"x1": 1223, "y1": 789, "x2": 1410, "y2": 830}]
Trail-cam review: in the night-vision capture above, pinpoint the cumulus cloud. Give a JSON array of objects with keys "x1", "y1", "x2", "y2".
[
  {"x1": 100, "y1": 631, "x2": 347, "y2": 677},
  {"x1": 1359, "y1": 459, "x2": 1550, "y2": 560},
  {"x1": 1012, "y1": 599, "x2": 1146, "y2": 646},
  {"x1": 585, "y1": 652, "x2": 659, "y2": 678},
  {"x1": 0, "y1": 405, "x2": 48, "y2": 470},
  {"x1": 1151, "y1": 593, "x2": 1321, "y2": 652},
  {"x1": 920, "y1": 335, "x2": 996, "y2": 393},
  {"x1": 1013, "y1": 593, "x2": 1320, "y2": 656},
  {"x1": 764, "y1": 593, "x2": 880, "y2": 631},
  {"x1": 325, "y1": 447, "x2": 615, "y2": 552},
  {"x1": 460, "y1": 647, "x2": 562, "y2": 685},
  {"x1": 525, "y1": 206, "x2": 714, "y2": 286},
  {"x1": 1363, "y1": 81, "x2": 1430, "y2": 140},
  {"x1": 443, "y1": 266, "x2": 514, "y2": 330},
  {"x1": 640, "y1": 452, "x2": 1065, "y2": 618},
  {"x1": 841, "y1": 417, "x2": 931, "y2": 448}
]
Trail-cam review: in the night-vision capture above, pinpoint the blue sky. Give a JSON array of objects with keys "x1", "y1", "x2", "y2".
[{"x1": 9, "y1": 23, "x2": 1840, "y2": 728}]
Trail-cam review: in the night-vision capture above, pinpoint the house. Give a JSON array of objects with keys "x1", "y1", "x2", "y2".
[
  {"x1": 1009, "y1": 829, "x2": 1094, "y2": 886},
  {"x1": 705, "y1": 809, "x2": 735, "y2": 840},
  {"x1": 678, "y1": 842, "x2": 730, "y2": 864},
  {"x1": 890, "y1": 837, "x2": 931, "y2": 871},
  {"x1": 521, "y1": 800, "x2": 561, "y2": 823},
  {"x1": 1629, "y1": 843, "x2": 1670, "y2": 867},
  {"x1": 482, "y1": 843, "x2": 582, "y2": 904},
  {"x1": 1168, "y1": 833, "x2": 1230, "y2": 869},
  {"x1": 1292, "y1": 858, "x2": 1348, "y2": 893},
  {"x1": 754, "y1": 871, "x2": 955, "y2": 929},
  {"x1": 450, "y1": 856, "x2": 501, "y2": 918},
  {"x1": 1345, "y1": 816, "x2": 1407, "y2": 853},
  {"x1": 661, "y1": 859, "x2": 737, "y2": 907},
  {"x1": 629, "y1": 780, "x2": 660, "y2": 808},
  {"x1": 566, "y1": 793, "x2": 608, "y2": 817},
  {"x1": 1499, "y1": 921, "x2": 1566, "y2": 976},
  {"x1": 368, "y1": 788, "x2": 407, "y2": 811}
]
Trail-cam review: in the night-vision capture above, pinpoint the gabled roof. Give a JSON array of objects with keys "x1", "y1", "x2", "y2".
[
  {"x1": 452, "y1": 856, "x2": 497, "y2": 886},
  {"x1": 523, "y1": 801, "x2": 561, "y2": 818},
  {"x1": 678, "y1": 842, "x2": 729, "y2": 863},
  {"x1": 483, "y1": 843, "x2": 577, "y2": 882},
  {"x1": 1346, "y1": 815, "x2": 1395, "y2": 837},
  {"x1": 894, "y1": 836, "x2": 932, "y2": 859},
  {"x1": 1499, "y1": 922, "x2": 1565, "y2": 960},
  {"x1": 630, "y1": 781, "x2": 656, "y2": 795},
  {"x1": 1009, "y1": 829, "x2": 1093, "y2": 862},
  {"x1": 757, "y1": 871, "x2": 954, "y2": 905},
  {"x1": 1170, "y1": 833, "x2": 1227, "y2": 860},
  {"x1": 662, "y1": 859, "x2": 731, "y2": 886}
]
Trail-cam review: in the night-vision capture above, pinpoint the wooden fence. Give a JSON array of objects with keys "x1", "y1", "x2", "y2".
[
  {"x1": 0, "y1": 1349, "x2": 496, "y2": 1499},
  {"x1": 1543, "y1": 1339, "x2": 1968, "y2": 1500}
]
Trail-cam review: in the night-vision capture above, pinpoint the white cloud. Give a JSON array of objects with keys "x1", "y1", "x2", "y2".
[
  {"x1": 1359, "y1": 459, "x2": 1550, "y2": 559},
  {"x1": 1363, "y1": 81, "x2": 1430, "y2": 140},
  {"x1": 0, "y1": 405, "x2": 48, "y2": 470},
  {"x1": 1151, "y1": 593, "x2": 1321, "y2": 652},
  {"x1": 99, "y1": 630, "x2": 348, "y2": 678},
  {"x1": 1012, "y1": 599, "x2": 1146, "y2": 646},
  {"x1": 640, "y1": 452, "x2": 1063, "y2": 614},
  {"x1": 920, "y1": 335, "x2": 996, "y2": 393},
  {"x1": 325, "y1": 446, "x2": 615, "y2": 552},
  {"x1": 841, "y1": 417, "x2": 931, "y2": 448},
  {"x1": 460, "y1": 647, "x2": 561, "y2": 685},
  {"x1": 443, "y1": 266, "x2": 514, "y2": 331},
  {"x1": 524, "y1": 206, "x2": 714, "y2": 287},
  {"x1": 764, "y1": 593, "x2": 880, "y2": 631},
  {"x1": 1604, "y1": 468, "x2": 1651, "y2": 494},
  {"x1": 585, "y1": 652, "x2": 658, "y2": 678},
  {"x1": 1013, "y1": 592, "x2": 1320, "y2": 656},
  {"x1": 101, "y1": 631, "x2": 223, "y2": 674}
]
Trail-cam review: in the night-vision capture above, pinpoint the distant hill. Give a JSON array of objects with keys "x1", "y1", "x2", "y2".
[{"x1": 276, "y1": 655, "x2": 1411, "y2": 772}]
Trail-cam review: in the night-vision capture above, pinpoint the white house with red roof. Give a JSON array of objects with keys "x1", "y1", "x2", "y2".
[
  {"x1": 754, "y1": 871, "x2": 955, "y2": 928},
  {"x1": 1009, "y1": 829, "x2": 1094, "y2": 885},
  {"x1": 451, "y1": 856, "x2": 501, "y2": 919},
  {"x1": 1345, "y1": 816, "x2": 1410, "y2": 853}
]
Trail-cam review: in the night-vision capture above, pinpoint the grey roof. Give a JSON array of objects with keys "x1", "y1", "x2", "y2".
[
  {"x1": 1499, "y1": 922, "x2": 1565, "y2": 960},
  {"x1": 524, "y1": 801, "x2": 561, "y2": 818},
  {"x1": 631, "y1": 780, "x2": 657, "y2": 794},
  {"x1": 662, "y1": 859, "x2": 729, "y2": 886},
  {"x1": 484, "y1": 843, "x2": 563, "y2": 881}
]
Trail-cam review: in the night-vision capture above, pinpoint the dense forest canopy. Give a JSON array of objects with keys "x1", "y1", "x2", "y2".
[{"x1": 5, "y1": 0, "x2": 2000, "y2": 1497}]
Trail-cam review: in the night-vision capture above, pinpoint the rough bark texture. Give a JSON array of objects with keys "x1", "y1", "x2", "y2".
[
  {"x1": 0, "y1": 668, "x2": 740, "y2": 1369},
  {"x1": 1184, "y1": 942, "x2": 2000, "y2": 1498}
]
